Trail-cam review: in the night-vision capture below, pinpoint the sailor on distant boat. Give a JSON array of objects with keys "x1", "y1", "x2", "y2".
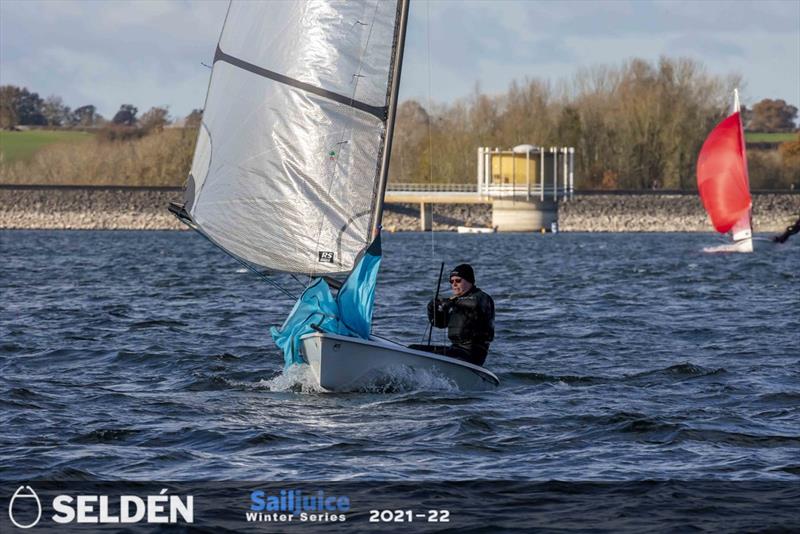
[
  {"x1": 409, "y1": 264, "x2": 495, "y2": 366},
  {"x1": 772, "y1": 214, "x2": 800, "y2": 244}
]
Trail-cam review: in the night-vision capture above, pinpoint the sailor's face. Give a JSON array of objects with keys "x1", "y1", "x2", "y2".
[{"x1": 449, "y1": 277, "x2": 472, "y2": 297}]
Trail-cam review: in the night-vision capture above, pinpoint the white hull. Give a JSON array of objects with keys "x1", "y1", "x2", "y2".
[
  {"x1": 300, "y1": 332, "x2": 500, "y2": 392},
  {"x1": 457, "y1": 226, "x2": 496, "y2": 234},
  {"x1": 703, "y1": 237, "x2": 753, "y2": 253},
  {"x1": 704, "y1": 211, "x2": 753, "y2": 253}
]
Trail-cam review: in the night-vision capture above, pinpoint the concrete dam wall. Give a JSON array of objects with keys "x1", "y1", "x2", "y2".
[{"x1": 1, "y1": 187, "x2": 798, "y2": 233}]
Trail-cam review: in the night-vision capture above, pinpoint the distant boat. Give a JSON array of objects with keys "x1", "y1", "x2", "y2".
[
  {"x1": 696, "y1": 89, "x2": 753, "y2": 253},
  {"x1": 170, "y1": 0, "x2": 499, "y2": 392},
  {"x1": 457, "y1": 226, "x2": 496, "y2": 234}
]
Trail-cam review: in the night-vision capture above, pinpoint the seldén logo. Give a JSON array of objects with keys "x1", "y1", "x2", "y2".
[
  {"x1": 7, "y1": 486, "x2": 194, "y2": 527},
  {"x1": 8, "y1": 486, "x2": 42, "y2": 529}
]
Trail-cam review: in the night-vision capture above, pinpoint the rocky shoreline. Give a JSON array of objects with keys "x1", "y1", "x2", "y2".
[{"x1": 1, "y1": 187, "x2": 798, "y2": 232}]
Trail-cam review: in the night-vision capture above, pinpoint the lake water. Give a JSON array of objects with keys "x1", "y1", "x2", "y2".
[{"x1": 1, "y1": 230, "x2": 798, "y2": 529}]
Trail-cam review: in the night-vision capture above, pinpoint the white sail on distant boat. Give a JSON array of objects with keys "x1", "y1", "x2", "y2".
[
  {"x1": 696, "y1": 89, "x2": 754, "y2": 253},
  {"x1": 171, "y1": 0, "x2": 499, "y2": 392}
]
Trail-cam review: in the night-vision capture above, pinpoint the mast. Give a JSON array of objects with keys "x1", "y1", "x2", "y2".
[
  {"x1": 372, "y1": 0, "x2": 410, "y2": 238},
  {"x1": 730, "y1": 87, "x2": 753, "y2": 245}
]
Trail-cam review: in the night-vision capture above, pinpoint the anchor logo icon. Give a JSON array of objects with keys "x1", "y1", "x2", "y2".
[{"x1": 8, "y1": 485, "x2": 42, "y2": 529}]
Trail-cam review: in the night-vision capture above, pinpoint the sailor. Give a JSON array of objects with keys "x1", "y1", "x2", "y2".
[
  {"x1": 410, "y1": 264, "x2": 495, "y2": 366},
  {"x1": 772, "y1": 214, "x2": 800, "y2": 243}
]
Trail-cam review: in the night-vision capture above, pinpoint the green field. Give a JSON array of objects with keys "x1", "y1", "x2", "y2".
[
  {"x1": 0, "y1": 130, "x2": 94, "y2": 164},
  {"x1": 745, "y1": 132, "x2": 798, "y2": 143}
]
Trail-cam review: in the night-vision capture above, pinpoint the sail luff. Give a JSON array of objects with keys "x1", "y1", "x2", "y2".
[
  {"x1": 178, "y1": 2, "x2": 230, "y2": 214},
  {"x1": 372, "y1": 0, "x2": 410, "y2": 238},
  {"x1": 732, "y1": 88, "x2": 753, "y2": 242}
]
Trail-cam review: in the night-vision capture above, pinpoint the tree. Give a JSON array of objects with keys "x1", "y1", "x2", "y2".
[
  {"x1": 0, "y1": 85, "x2": 20, "y2": 128},
  {"x1": 390, "y1": 100, "x2": 430, "y2": 182},
  {"x1": 42, "y1": 95, "x2": 70, "y2": 126},
  {"x1": 556, "y1": 106, "x2": 582, "y2": 147},
  {"x1": 749, "y1": 99, "x2": 798, "y2": 132},
  {"x1": 778, "y1": 136, "x2": 800, "y2": 188},
  {"x1": 139, "y1": 106, "x2": 170, "y2": 133},
  {"x1": 71, "y1": 105, "x2": 98, "y2": 127},
  {"x1": 0, "y1": 86, "x2": 46, "y2": 125},
  {"x1": 185, "y1": 108, "x2": 203, "y2": 129},
  {"x1": 17, "y1": 88, "x2": 46, "y2": 125},
  {"x1": 112, "y1": 104, "x2": 138, "y2": 126}
]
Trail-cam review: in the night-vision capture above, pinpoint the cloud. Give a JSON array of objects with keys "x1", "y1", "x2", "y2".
[
  {"x1": 0, "y1": 0, "x2": 226, "y2": 117},
  {"x1": 666, "y1": 35, "x2": 746, "y2": 60},
  {"x1": 1, "y1": 0, "x2": 797, "y2": 117}
]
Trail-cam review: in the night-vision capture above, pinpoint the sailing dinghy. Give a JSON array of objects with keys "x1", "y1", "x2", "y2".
[
  {"x1": 696, "y1": 89, "x2": 754, "y2": 253},
  {"x1": 170, "y1": 0, "x2": 499, "y2": 392}
]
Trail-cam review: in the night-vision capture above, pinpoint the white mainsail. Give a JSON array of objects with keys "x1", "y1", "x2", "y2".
[{"x1": 182, "y1": 0, "x2": 404, "y2": 276}]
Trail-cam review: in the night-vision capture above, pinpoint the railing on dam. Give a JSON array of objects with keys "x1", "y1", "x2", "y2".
[
  {"x1": 388, "y1": 183, "x2": 478, "y2": 192},
  {"x1": 385, "y1": 182, "x2": 571, "y2": 202}
]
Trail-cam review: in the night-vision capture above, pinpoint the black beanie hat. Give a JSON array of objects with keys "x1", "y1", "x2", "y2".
[{"x1": 449, "y1": 264, "x2": 475, "y2": 284}]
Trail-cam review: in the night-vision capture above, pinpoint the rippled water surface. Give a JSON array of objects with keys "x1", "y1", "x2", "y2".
[{"x1": 1, "y1": 230, "x2": 798, "y2": 481}]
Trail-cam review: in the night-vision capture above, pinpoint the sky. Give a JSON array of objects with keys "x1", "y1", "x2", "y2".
[{"x1": 1, "y1": 0, "x2": 798, "y2": 121}]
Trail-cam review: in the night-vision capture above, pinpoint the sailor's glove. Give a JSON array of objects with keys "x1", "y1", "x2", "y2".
[{"x1": 427, "y1": 298, "x2": 450, "y2": 325}]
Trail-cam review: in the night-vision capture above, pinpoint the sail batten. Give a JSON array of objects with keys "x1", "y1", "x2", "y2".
[
  {"x1": 184, "y1": 0, "x2": 402, "y2": 276},
  {"x1": 213, "y1": 46, "x2": 389, "y2": 120}
]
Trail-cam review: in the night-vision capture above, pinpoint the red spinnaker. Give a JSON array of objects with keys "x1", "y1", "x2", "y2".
[{"x1": 696, "y1": 111, "x2": 751, "y2": 234}]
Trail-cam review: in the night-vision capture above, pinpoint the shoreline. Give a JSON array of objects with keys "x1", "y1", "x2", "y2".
[{"x1": 1, "y1": 187, "x2": 798, "y2": 232}]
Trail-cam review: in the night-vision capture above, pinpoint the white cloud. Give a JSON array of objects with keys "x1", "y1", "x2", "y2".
[{"x1": 0, "y1": 0, "x2": 797, "y2": 118}]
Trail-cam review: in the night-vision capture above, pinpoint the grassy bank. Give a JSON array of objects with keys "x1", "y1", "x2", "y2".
[
  {"x1": 0, "y1": 128, "x2": 196, "y2": 187},
  {"x1": 745, "y1": 132, "x2": 798, "y2": 143},
  {"x1": 0, "y1": 130, "x2": 94, "y2": 164}
]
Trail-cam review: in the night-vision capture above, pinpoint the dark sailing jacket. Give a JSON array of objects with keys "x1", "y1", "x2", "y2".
[{"x1": 428, "y1": 287, "x2": 495, "y2": 353}]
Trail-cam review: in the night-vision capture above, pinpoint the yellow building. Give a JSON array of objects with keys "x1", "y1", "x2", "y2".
[
  {"x1": 477, "y1": 145, "x2": 575, "y2": 201},
  {"x1": 490, "y1": 153, "x2": 540, "y2": 185}
]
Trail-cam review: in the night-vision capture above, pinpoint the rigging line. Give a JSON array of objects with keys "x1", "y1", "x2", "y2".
[
  {"x1": 420, "y1": 320, "x2": 432, "y2": 344},
  {"x1": 290, "y1": 273, "x2": 310, "y2": 291},
  {"x1": 421, "y1": 1, "x2": 445, "y2": 349},
  {"x1": 426, "y1": 0, "x2": 435, "y2": 263},
  {"x1": 177, "y1": 215, "x2": 298, "y2": 300},
  {"x1": 212, "y1": 242, "x2": 296, "y2": 300}
]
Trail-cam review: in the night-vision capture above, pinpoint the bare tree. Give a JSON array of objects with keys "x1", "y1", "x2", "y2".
[
  {"x1": 185, "y1": 109, "x2": 204, "y2": 129},
  {"x1": 139, "y1": 106, "x2": 170, "y2": 133}
]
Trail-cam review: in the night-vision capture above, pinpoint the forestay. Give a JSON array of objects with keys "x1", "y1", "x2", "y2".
[{"x1": 183, "y1": 0, "x2": 402, "y2": 276}]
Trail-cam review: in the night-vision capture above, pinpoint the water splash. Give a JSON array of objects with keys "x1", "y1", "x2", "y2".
[
  {"x1": 259, "y1": 364, "x2": 324, "y2": 393},
  {"x1": 258, "y1": 364, "x2": 459, "y2": 394},
  {"x1": 353, "y1": 365, "x2": 460, "y2": 393}
]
